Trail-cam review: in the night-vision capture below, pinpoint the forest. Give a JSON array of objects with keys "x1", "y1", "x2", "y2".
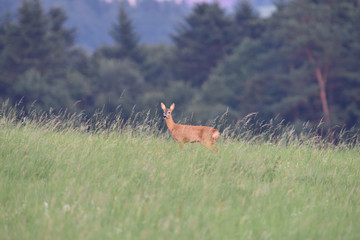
[{"x1": 0, "y1": 0, "x2": 359, "y2": 128}]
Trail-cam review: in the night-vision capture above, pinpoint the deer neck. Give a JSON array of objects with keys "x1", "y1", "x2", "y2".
[{"x1": 165, "y1": 115, "x2": 176, "y2": 132}]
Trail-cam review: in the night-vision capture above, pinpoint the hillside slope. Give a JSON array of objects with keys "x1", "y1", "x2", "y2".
[
  {"x1": 0, "y1": 0, "x2": 189, "y2": 51},
  {"x1": 1, "y1": 122, "x2": 359, "y2": 239}
]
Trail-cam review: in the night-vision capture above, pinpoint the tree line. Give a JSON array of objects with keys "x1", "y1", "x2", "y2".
[{"x1": 0, "y1": 0, "x2": 359, "y2": 128}]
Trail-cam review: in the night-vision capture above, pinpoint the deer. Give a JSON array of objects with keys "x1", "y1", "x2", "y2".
[{"x1": 161, "y1": 102, "x2": 220, "y2": 151}]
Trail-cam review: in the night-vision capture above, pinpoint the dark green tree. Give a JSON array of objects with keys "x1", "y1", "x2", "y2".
[
  {"x1": 172, "y1": 3, "x2": 233, "y2": 87},
  {"x1": 0, "y1": 0, "x2": 52, "y2": 104},
  {"x1": 0, "y1": 0, "x2": 87, "y2": 112},
  {"x1": 201, "y1": 0, "x2": 360, "y2": 126},
  {"x1": 232, "y1": 0, "x2": 264, "y2": 47},
  {"x1": 201, "y1": 37, "x2": 284, "y2": 120},
  {"x1": 109, "y1": 4, "x2": 143, "y2": 64},
  {"x1": 141, "y1": 44, "x2": 176, "y2": 88},
  {"x1": 266, "y1": 0, "x2": 360, "y2": 125},
  {"x1": 15, "y1": 0, "x2": 51, "y2": 75},
  {"x1": 327, "y1": 0, "x2": 360, "y2": 126},
  {"x1": 88, "y1": 57, "x2": 145, "y2": 116},
  {"x1": 47, "y1": 7, "x2": 76, "y2": 79},
  {"x1": 0, "y1": 13, "x2": 17, "y2": 96}
]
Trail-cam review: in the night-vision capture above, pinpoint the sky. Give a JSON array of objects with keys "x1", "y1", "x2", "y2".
[
  {"x1": 103, "y1": 0, "x2": 276, "y2": 17},
  {"x1": 158, "y1": 0, "x2": 236, "y2": 8},
  {"x1": 104, "y1": 0, "x2": 236, "y2": 8}
]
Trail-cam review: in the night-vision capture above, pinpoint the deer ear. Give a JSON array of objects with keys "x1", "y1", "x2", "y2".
[
  {"x1": 160, "y1": 102, "x2": 166, "y2": 111},
  {"x1": 170, "y1": 103, "x2": 175, "y2": 111}
]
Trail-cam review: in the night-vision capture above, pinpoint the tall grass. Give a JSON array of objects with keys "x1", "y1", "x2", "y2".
[{"x1": 1, "y1": 102, "x2": 360, "y2": 240}]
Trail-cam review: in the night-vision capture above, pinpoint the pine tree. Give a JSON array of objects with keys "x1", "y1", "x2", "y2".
[
  {"x1": 268, "y1": 0, "x2": 359, "y2": 125},
  {"x1": 326, "y1": 0, "x2": 360, "y2": 126},
  {"x1": 0, "y1": 0, "x2": 83, "y2": 112},
  {"x1": 201, "y1": 0, "x2": 360, "y2": 126},
  {"x1": 201, "y1": 37, "x2": 282, "y2": 120},
  {"x1": 16, "y1": 0, "x2": 51, "y2": 75},
  {"x1": 0, "y1": 13, "x2": 17, "y2": 96},
  {"x1": 47, "y1": 7, "x2": 76, "y2": 79},
  {"x1": 232, "y1": 0, "x2": 264, "y2": 47},
  {"x1": 172, "y1": 3, "x2": 233, "y2": 87},
  {"x1": 109, "y1": 4, "x2": 143, "y2": 64}
]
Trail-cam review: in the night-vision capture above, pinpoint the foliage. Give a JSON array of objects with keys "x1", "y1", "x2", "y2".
[
  {"x1": 89, "y1": 57, "x2": 145, "y2": 116},
  {"x1": 108, "y1": 4, "x2": 144, "y2": 64},
  {"x1": 0, "y1": 0, "x2": 360, "y2": 128},
  {"x1": 201, "y1": 0, "x2": 360, "y2": 126},
  {"x1": 172, "y1": 3, "x2": 233, "y2": 87},
  {"x1": 232, "y1": 0, "x2": 265, "y2": 47},
  {"x1": 0, "y1": 0, "x2": 82, "y2": 113},
  {"x1": 201, "y1": 38, "x2": 280, "y2": 120}
]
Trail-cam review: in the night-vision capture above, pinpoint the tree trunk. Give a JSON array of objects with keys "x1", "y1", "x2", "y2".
[
  {"x1": 315, "y1": 67, "x2": 331, "y2": 125},
  {"x1": 306, "y1": 48, "x2": 331, "y2": 125}
]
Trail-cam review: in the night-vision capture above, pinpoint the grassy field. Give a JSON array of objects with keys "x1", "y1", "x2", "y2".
[{"x1": 0, "y1": 110, "x2": 360, "y2": 239}]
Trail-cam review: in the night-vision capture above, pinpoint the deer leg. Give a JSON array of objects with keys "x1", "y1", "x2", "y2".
[
  {"x1": 200, "y1": 140, "x2": 215, "y2": 152},
  {"x1": 179, "y1": 141, "x2": 185, "y2": 149},
  {"x1": 200, "y1": 140, "x2": 208, "y2": 149},
  {"x1": 212, "y1": 145, "x2": 219, "y2": 152},
  {"x1": 205, "y1": 139, "x2": 218, "y2": 152}
]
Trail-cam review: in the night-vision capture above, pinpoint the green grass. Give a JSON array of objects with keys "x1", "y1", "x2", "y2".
[{"x1": 0, "y1": 116, "x2": 360, "y2": 239}]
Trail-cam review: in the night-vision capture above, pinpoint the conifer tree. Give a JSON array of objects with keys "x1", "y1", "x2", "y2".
[
  {"x1": 201, "y1": 0, "x2": 360, "y2": 126},
  {"x1": 267, "y1": 0, "x2": 358, "y2": 125},
  {"x1": 0, "y1": 13, "x2": 17, "y2": 95},
  {"x1": 232, "y1": 0, "x2": 264, "y2": 47},
  {"x1": 47, "y1": 7, "x2": 76, "y2": 79},
  {"x1": 109, "y1": 4, "x2": 143, "y2": 64},
  {"x1": 1, "y1": 0, "x2": 82, "y2": 111},
  {"x1": 16, "y1": 0, "x2": 51, "y2": 75},
  {"x1": 172, "y1": 3, "x2": 233, "y2": 87}
]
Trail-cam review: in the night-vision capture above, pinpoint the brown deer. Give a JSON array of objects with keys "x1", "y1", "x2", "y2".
[{"x1": 161, "y1": 102, "x2": 220, "y2": 151}]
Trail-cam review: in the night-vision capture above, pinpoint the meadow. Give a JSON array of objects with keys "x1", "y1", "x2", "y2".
[{"x1": 0, "y1": 105, "x2": 359, "y2": 240}]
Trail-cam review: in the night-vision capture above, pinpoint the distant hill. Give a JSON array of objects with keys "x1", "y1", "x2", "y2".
[
  {"x1": 0, "y1": 0, "x2": 274, "y2": 51},
  {"x1": 0, "y1": 0, "x2": 190, "y2": 51}
]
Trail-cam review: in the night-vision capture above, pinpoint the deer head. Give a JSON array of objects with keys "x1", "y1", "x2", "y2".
[{"x1": 160, "y1": 102, "x2": 175, "y2": 119}]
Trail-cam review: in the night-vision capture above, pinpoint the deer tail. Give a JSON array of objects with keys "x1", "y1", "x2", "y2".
[{"x1": 212, "y1": 130, "x2": 220, "y2": 140}]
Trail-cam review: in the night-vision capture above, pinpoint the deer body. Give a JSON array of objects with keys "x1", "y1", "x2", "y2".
[{"x1": 161, "y1": 103, "x2": 220, "y2": 151}]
